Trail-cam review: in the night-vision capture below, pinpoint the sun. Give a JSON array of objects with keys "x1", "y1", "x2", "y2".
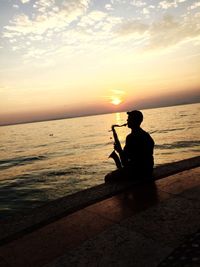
[
  {"x1": 108, "y1": 89, "x2": 125, "y2": 105},
  {"x1": 111, "y1": 97, "x2": 122, "y2": 105}
]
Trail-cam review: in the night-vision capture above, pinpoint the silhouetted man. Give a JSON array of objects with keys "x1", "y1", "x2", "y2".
[{"x1": 105, "y1": 110, "x2": 154, "y2": 182}]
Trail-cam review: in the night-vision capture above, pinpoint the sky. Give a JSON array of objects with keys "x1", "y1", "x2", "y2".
[{"x1": 0, "y1": 0, "x2": 200, "y2": 125}]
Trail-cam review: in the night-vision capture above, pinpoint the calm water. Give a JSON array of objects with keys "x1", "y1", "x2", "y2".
[{"x1": 0, "y1": 103, "x2": 200, "y2": 218}]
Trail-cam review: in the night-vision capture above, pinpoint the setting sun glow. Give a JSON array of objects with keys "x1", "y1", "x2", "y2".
[
  {"x1": 0, "y1": 1, "x2": 199, "y2": 125},
  {"x1": 111, "y1": 98, "x2": 122, "y2": 105}
]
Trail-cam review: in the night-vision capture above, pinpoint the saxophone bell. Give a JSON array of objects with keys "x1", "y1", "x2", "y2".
[{"x1": 109, "y1": 150, "x2": 122, "y2": 169}]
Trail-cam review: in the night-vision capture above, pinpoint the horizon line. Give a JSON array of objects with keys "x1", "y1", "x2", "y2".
[{"x1": 1, "y1": 101, "x2": 199, "y2": 127}]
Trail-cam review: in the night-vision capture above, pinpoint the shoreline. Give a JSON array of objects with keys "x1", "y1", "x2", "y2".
[{"x1": 0, "y1": 155, "x2": 200, "y2": 246}]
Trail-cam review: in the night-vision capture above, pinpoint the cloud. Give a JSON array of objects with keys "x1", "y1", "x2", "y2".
[
  {"x1": 1, "y1": 0, "x2": 93, "y2": 61},
  {"x1": 142, "y1": 8, "x2": 150, "y2": 14},
  {"x1": 20, "y1": 0, "x2": 30, "y2": 3},
  {"x1": 111, "y1": 89, "x2": 125, "y2": 95},
  {"x1": 188, "y1": 1, "x2": 200, "y2": 10},
  {"x1": 115, "y1": 12, "x2": 200, "y2": 50},
  {"x1": 76, "y1": 10, "x2": 122, "y2": 36},
  {"x1": 4, "y1": 0, "x2": 91, "y2": 37},
  {"x1": 78, "y1": 10, "x2": 107, "y2": 27},
  {"x1": 130, "y1": 1, "x2": 146, "y2": 7},
  {"x1": 148, "y1": 14, "x2": 200, "y2": 49},
  {"x1": 158, "y1": 0, "x2": 187, "y2": 9},
  {"x1": 2, "y1": 0, "x2": 200, "y2": 60},
  {"x1": 115, "y1": 20, "x2": 148, "y2": 35},
  {"x1": 13, "y1": 4, "x2": 19, "y2": 9},
  {"x1": 105, "y1": 4, "x2": 114, "y2": 11},
  {"x1": 158, "y1": 1, "x2": 177, "y2": 9}
]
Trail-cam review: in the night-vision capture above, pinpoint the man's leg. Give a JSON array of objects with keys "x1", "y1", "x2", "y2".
[{"x1": 104, "y1": 169, "x2": 124, "y2": 183}]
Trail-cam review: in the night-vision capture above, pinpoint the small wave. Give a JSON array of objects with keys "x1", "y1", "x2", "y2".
[
  {"x1": 156, "y1": 140, "x2": 200, "y2": 150},
  {"x1": 41, "y1": 165, "x2": 99, "y2": 178},
  {"x1": 156, "y1": 127, "x2": 185, "y2": 134},
  {"x1": 83, "y1": 124, "x2": 93, "y2": 128},
  {"x1": 84, "y1": 133, "x2": 98, "y2": 138},
  {"x1": 84, "y1": 142, "x2": 112, "y2": 149},
  {"x1": 0, "y1": 155, "x2": 47, "y2": 170},
  {"x1": 54, "y1": 140, "x2": 69, "y2": 144},
  {"x1": 44, "y1": 170, "x2": 75, "y2": 177},
  {"x1": 0, "y1": 166, "x2": 92, "y2": 188},
  {"x1": 36, "y1": 144, "x2": 48, "y2": 148}
]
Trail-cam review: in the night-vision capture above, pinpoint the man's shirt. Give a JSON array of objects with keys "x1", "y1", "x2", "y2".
[{"x1": 123, "y1": 128, "x2": 154, "y2": 171}]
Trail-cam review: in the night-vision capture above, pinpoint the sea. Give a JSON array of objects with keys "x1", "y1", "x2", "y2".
[{"x1": 0, "y1": 103, "x2": 199, "y2": 219}]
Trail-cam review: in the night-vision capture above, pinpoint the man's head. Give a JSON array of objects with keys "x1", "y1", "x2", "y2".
[{"x1": 127, "y1": 110, "x2": 143, "y2": 129}]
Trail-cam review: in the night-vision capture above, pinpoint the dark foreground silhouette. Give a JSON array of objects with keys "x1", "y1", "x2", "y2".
[{"x1": 105, "y1": 110, "x2": 154, "y2": 183}]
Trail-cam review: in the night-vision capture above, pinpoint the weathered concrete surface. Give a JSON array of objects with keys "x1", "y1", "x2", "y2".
[
  {"x1": 158, "y1": 228, "x2": 200, "y2": 267},
  {"x1": 45, "y1": 168, "x2": 200, "y2": 267},
  {"x1": 45, "y1": 225, "x2": 172, "y2": 267},
  {"x1": 0, "y1": 166, "x2": 199, "y2": 267},
  {"x1": 120, "y1": 195, "x2": 200, "y2": 247},
  {"x1": 0, "y1": 156, "x2": 199, "y2": 245}
]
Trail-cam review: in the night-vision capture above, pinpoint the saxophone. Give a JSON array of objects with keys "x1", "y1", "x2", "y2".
[{"x1": 109, "y1": 123, "x2": 127, "y2": 169}]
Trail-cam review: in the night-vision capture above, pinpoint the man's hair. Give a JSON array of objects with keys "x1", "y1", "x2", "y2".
[{"x1": 127, "y1": 110, "x2": 143, "y2": 125}]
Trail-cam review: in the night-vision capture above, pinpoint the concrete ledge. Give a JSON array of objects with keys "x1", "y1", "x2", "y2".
[{"x1": 0, "y1": 156, "x2": 200, "y2": 245}]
